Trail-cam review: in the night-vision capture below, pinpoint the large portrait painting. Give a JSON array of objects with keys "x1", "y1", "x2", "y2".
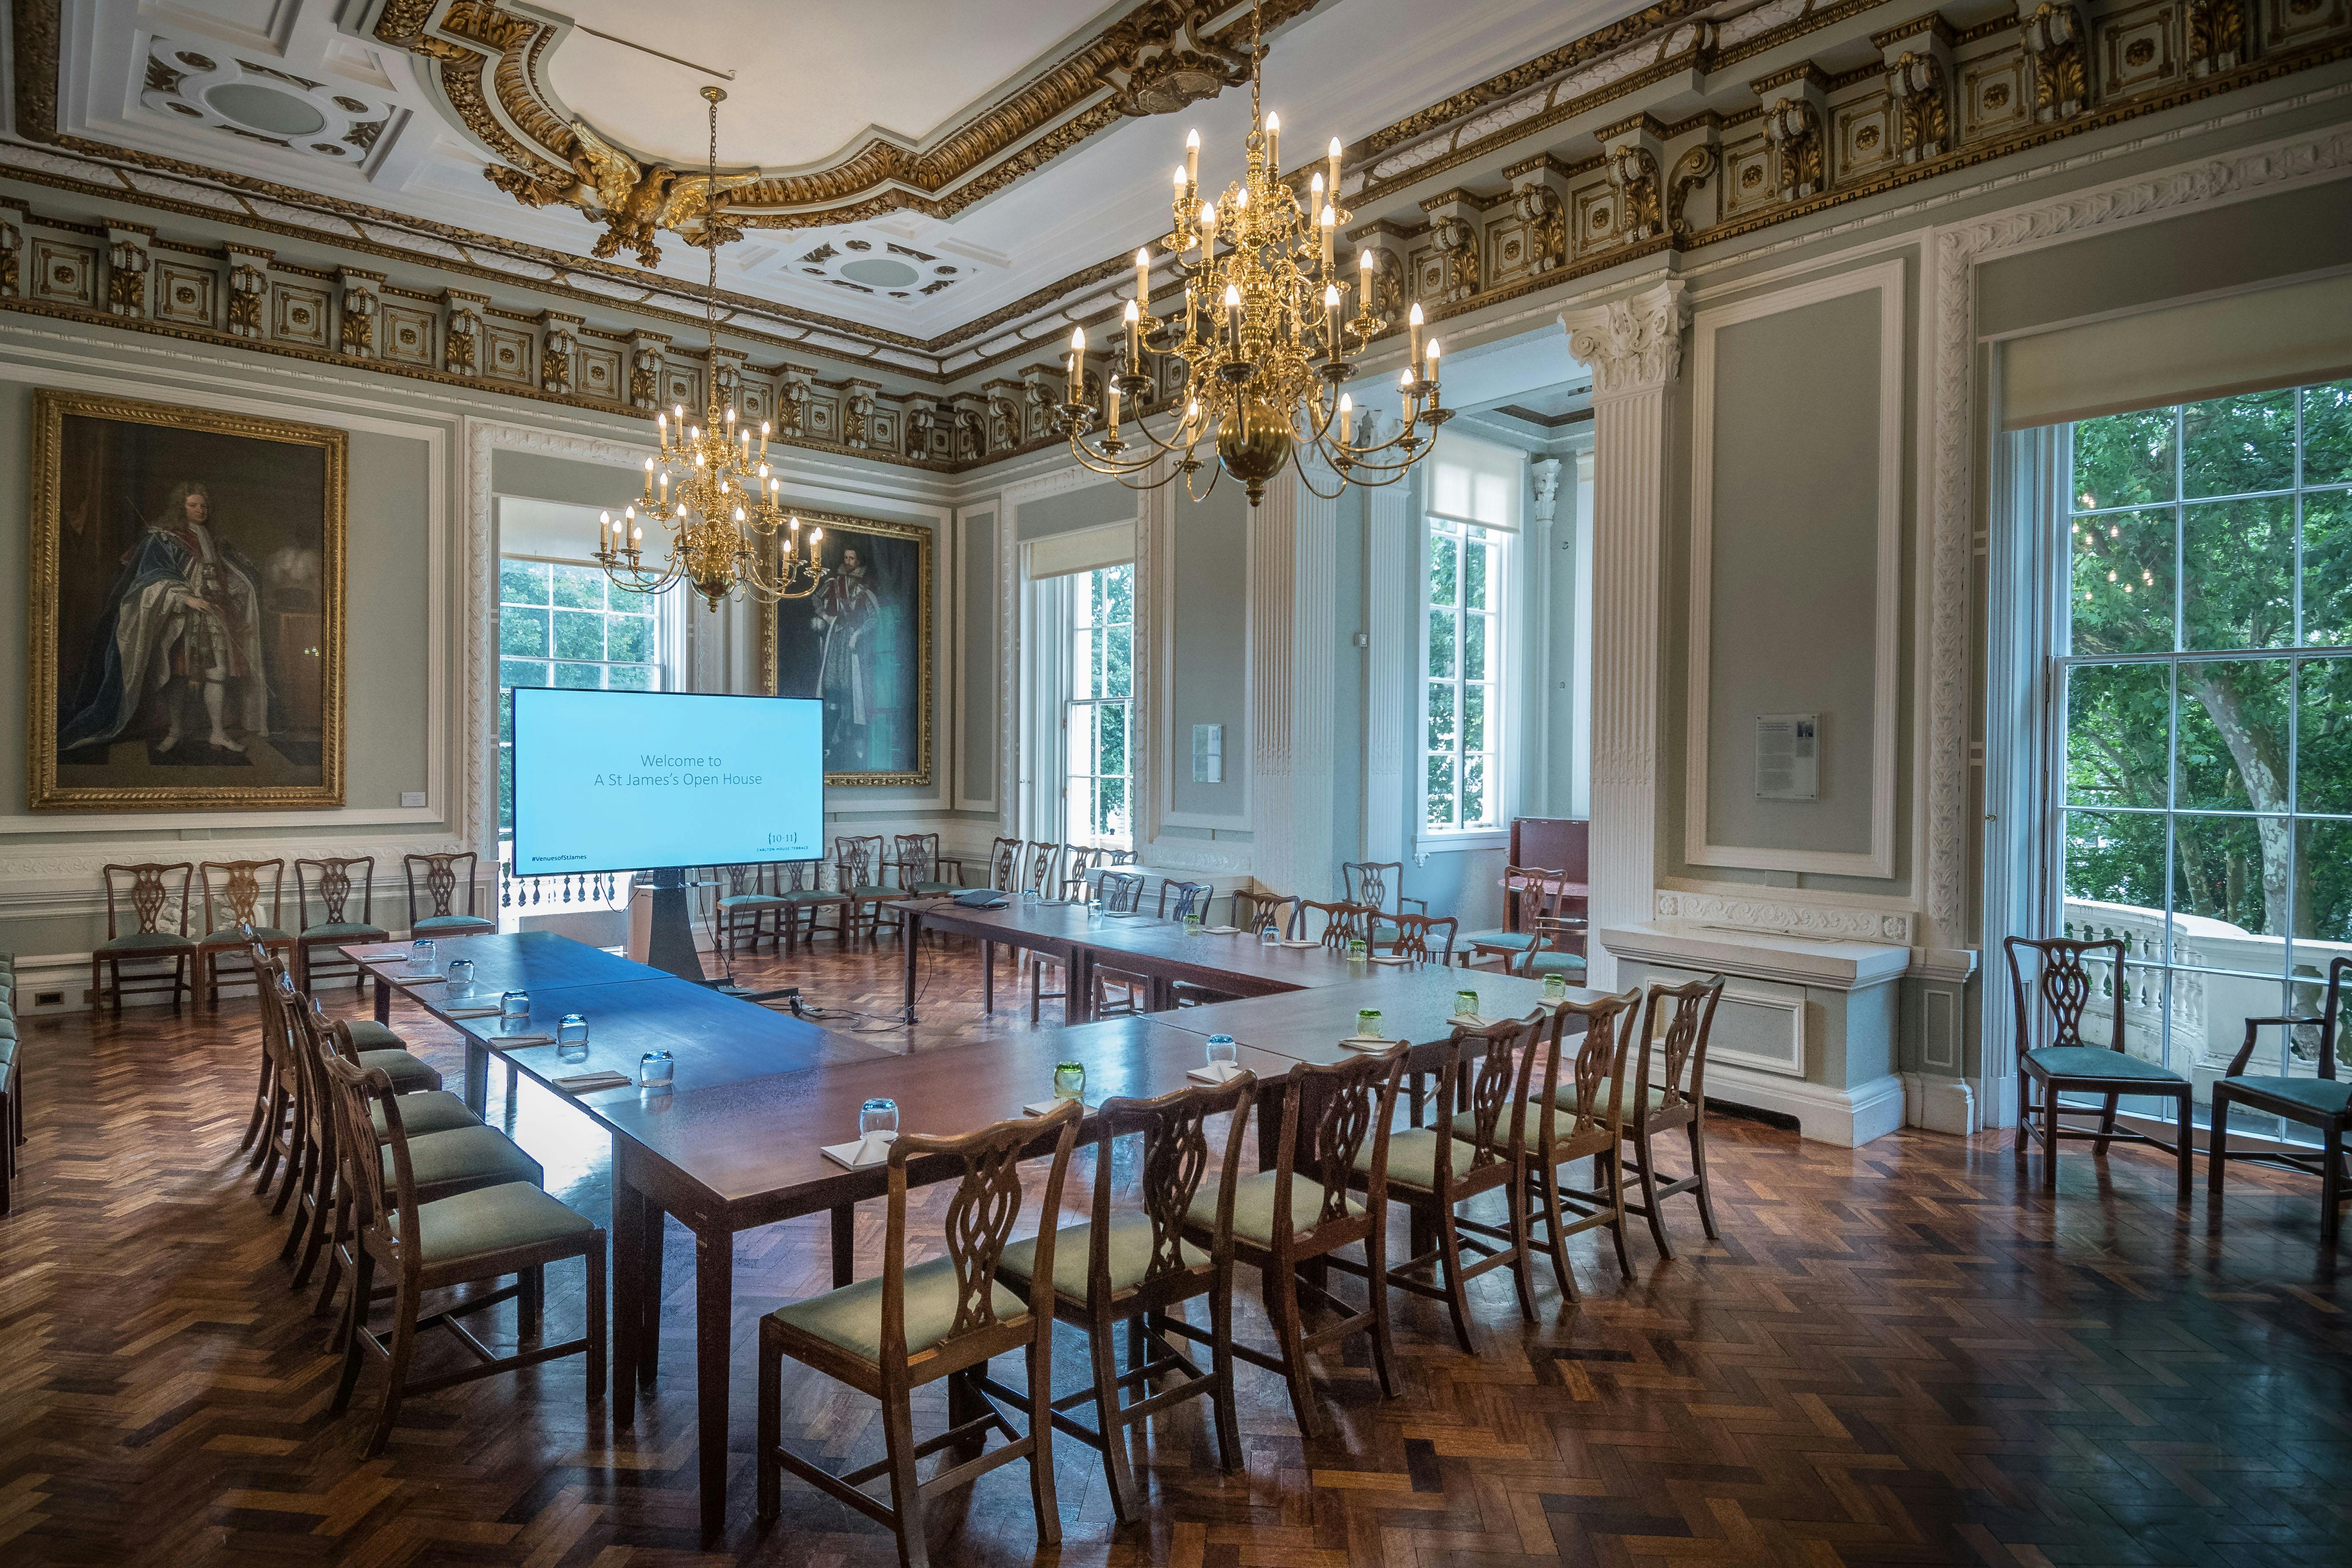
[
  {"x1": 759, "y1": 509, "x2": 932, "y2": 786},
  {"x1": 27, "y1": 390, "x2": 345, "y2": 811}
]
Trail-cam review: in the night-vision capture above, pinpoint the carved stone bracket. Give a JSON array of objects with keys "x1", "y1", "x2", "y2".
[
  {"x1": 627, "y1": 332, "x2": 666, "y2": 412},
  {"x1": 105, "y1": 225, "x2": 151, "y2": 319},
  {"x1": 442, "y1": 289, "x2": 485, "y2": 376},
  {"x1": 337, "y1": 268, "x2": 381, "y2": 358},
  {"x1": 0, "y1": 202, "x2": 21, "y2": 299},
  {"x1": 1665, "y1": 137, "x2": 1720, "y2": 242},
  {"x1": 224, "y1": 245, "x2": 269, "y2": 338},
  {"x1": 2186, "y1": 0, "x2": 2248, "y2": 76},
  {"x1": 1755, "y1": 65, "x2": 1829, "y2": 202},
  {"x1": 1597, "y1": 115, "x2": 1668, "y2": 246},
  {"x1": 2020, "y1": 1, "x2": 2088, "y2": 122},
  {"x1": 539, "y1": 311, "x2": 580, "y2": 394}
]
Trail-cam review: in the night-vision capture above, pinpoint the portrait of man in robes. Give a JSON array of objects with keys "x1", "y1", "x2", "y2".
[
  {"x1": 29, "y1": 393, "x2": 345, "y2": 810},
  {"x1": 761, "y1": 512, "x2": 932, "y2": 785}
]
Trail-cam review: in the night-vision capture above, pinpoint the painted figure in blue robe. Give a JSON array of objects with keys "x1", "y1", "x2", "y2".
[{"x1": 59, "y1": 481, "x2": 270, "y2": 757}]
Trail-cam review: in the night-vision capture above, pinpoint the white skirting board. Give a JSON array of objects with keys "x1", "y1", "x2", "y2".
[
  {"x1": 1902, "y1": 1072, "x2": 1980, "y2": 1136},
  {"x1": 1700, "y1": 1059, "x2": 1907, "y2": 1148}
]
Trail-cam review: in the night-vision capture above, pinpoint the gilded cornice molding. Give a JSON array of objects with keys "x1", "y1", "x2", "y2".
[{"x1": 379, "y1": 0, "x2": 1322, "y2": 247}]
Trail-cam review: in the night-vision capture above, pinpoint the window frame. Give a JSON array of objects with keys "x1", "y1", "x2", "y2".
[
  {"x1": 1061, "y1": 561, "x2": 1136, "y2": 851},
  {"x1": 1417, "y1": 510, "x2": 1515, "y2": 854}
]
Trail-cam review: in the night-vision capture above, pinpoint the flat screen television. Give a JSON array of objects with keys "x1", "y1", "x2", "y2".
[{"x1": 510, "y1": 688, "x2": 824, "y2": 878}]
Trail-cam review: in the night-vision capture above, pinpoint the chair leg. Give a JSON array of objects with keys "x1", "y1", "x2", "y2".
[
  {"x1": 1602, "y1": 1147, "x2": 1634, "y2": 1280},
  {"x1": 1088, "y1": 1313, "x2": 1141, "y2": 1522},
  {"x1": 2322, "y1": 1127, "x2": 2344, "y2": 1247},
  {"x1": 1363, "y1": 1227, "x2": 1399, "y2": 1402},
  {"x1": 519, "y1": 1264, "x2": 544, "y2": 1339},
  {"x1": 1630, "y1": 1127, "x2": 1674, "y2": 1260},
  {"x1": 1025, "y1": 1317, "x2": 1062, "y2": 1550},
  {"x1": 1263, "y1": 1267, "x2": 1322, "y2": 1441},
  {"x1": 1504, "y1": 1161, "x2": 1539, "y2": 1324},
  {"x1": 1208, "y1": 1276, "x2": 1242, "y2": 1472},
  {"x1": 2015, "y1": 1069, "x2": 2032, "y2": 1168},
  {"x1": 2043, "y1": 1083, "x2": 2060, "y2": 1193},
  {"x1": 292, "y1": 1164, "x2": 335, "y2": 1290},
  {"x1": 1687, "y1": 1117, "x2": 1721, "y2": 1240},
  {"x1": 363, "y1": 1278, "x2": 421, "y2": 1458},
  {"x1": 268, "y1": 1098, "x2": 305, "y2": 1216},
  {"x1": 331, "y1": 1250, "x2": 374, "y2": 1413},
  {"x1": 1532, "y1": 1162, "x2": 1578, "y2": 1303},
  {"x1": 2208, "y1": 1093, "x2": 2232, "y2": 1196},
  {"x1": 2175, "y1": 1091, "x2": 2194, "y2": 1202},
  {"x1": 756, "y1": 1324, "x2": 782, "y2": 1520},
  {"x1": 882, "y1": 1387, "x2": 932, "y2": 1568},
  {"x1": 252, "y1": 1097, "x2": 285, "y2": 1196},
  {"x1": 584, "y1": 1242, "x2": 607, "y2": 1406},
  {"x1": 318, "y1": 1187, "x2": 353, "y2": 1324},
  {"x1": 2093, "y1": 1092, "x2": 2120, "y2": 1158},
  {"x1": 1433, "y1": 1200, "x2": 1477, "y2": 1356},
  {"x1": 239, "y1": 1050, "x2": 273, "y2": 1154}
]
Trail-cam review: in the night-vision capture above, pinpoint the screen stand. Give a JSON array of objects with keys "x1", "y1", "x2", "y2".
[{"x1": 644, "y1": 866, "x2": 706, "y2": 983}]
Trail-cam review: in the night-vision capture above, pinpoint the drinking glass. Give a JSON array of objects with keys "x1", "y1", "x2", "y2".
[
  {"x1": 446, "y1": 958, "x2": 476, "y2": 998},
  {"x1": 1259, "y1": 922, "x2": 1279, "y2": 946},
  {"x1": 408, "y1": 938, "x2": 436, "y2": 973},
  {"x1": 1183, "y1": 914, "x2": 1202, "y2": 935},
  {"x1": 638, "y1": 1049, "x2": 675, "y2": 1088},
  {"x1": 1087, "y1": 903, "x2": 1106, "y2": 928},
  {"x1": 499, "y1": 989, "x2": 530, "y2": 1031},
  {"x1": 1053, "y1": 1061, "x2": 1086, "y2": 1103},
  {"x1": 860, "y1": 1097, "x2": 900, "y2": 1138},
  {"x1": 1357, "y1": 1009, "x2": 1383, "y2": 1040},
  {"x1": 556, "y1": 1013, "x2": 589, "y2": 1063},
  {"x1": 1206, "y1": 1034, "x2": 1239, "y2": 1073},
  {"x1": 1453, "y1": 988, "x2": 1480, "y2": 1019},
  {"x1": 1543, "y1": 972, "x2": 1569, "y2": 1002},
  {"x1": 1346, "y1": 936, "x2": 1368, "y2": 962}
]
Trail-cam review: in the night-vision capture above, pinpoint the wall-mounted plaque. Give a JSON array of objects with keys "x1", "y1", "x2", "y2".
[{"x1": 1754, "y1": 713, "x2": 1819, "y2": 800}]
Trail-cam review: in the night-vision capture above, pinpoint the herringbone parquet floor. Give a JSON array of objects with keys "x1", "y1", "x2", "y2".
[{"x1": 4, "y1": 936, "x2": 2351, "y2": 1567}]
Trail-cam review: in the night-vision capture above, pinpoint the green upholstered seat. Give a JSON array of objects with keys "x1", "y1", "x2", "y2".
[
  {"x1": 848, "y1": 884, "x2": 897, "y2": 899},
  {"x1": 201, "y1": 926, "x2": 288, "y2": 945},
  {"x1": 345, "y1": 1019, "x2": 405, "y2": 1051},
  {"x1": 1524, "y1": 951, "x2": 1588, "y2": 977},
  {"x1": 0, "y1": 1016, "x2": 16, "y2": 1044},
  {"x1": 1546, "y1": 1082, "x2": 1668, "y2": 1118},
  {"x1": 910, "y1": 881, "x2": 957, "y2": 894},
  {"x1": 301, "y1": 922, "x2": 388, "y2": 941},
  {"x1": 0, "y1": 1037, "x2": 15, "y2": 1064},
  {"x1": 1353, "y1": 1126, "x2": 1463, "y2": 1191},
  {"x1": 2220, "y1": 1075, "x2": 2352, "y2": 1117},
  {"x1": 1188, "y1": 1170, "x2": 1362, "y2": 1248},
  {"x1": 997, "y1": 1218, "x2": 1208, "y2": 1302},
  {"x1": 769, "y1": 1254, "x2": 1025, "y2": 1362},
  {"x1": 404, "y1": 1181, "x2": 592, "y2": 1268},
  {"x1": 2024, "y1": 1046, "x2": 2186, "y2": 1083},
  {"x1": 717, "y1": 894, "x2": 787, "y2": 909},
  {"x1": 96, "y1": 931, "x2": 195, "y2": 954},
  {"x1": 372, "y1": 1090, "x2": 481, "y2": 1139},
  {"x1": 411, "y1": 914, "x2": 494, "y2": 934},
  {"x1": 390, "y1": 1124, "x2": 542, "y2": 1193},
  {"x1": 357, "y1": 1047, "x2": 441, "y2": 1095},
  {"x1": 1462, "y1": 930, "x2": 1538, "y2": 952}
]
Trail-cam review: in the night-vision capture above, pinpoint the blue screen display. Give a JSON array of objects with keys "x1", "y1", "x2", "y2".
[{"x1": 510, "y1": 688, "x2": 825, "y2": 876}]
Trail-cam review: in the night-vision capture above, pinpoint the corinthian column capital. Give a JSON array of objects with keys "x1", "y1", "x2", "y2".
[{"x1": 1559, "y1": 279, "x2": 1690, "y2": 401}]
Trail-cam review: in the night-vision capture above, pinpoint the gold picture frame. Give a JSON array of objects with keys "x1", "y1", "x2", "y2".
[
  {"x1": 27, "y1": 389, "x2": 347, "y2": 811},
  {"x1": 756, "y1": 507, "x2": 934, "y2": 787}
]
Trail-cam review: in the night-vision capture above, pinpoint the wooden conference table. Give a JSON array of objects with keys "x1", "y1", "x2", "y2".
[{"x1": 347, "y1": 925, "x2": 1584, "y2": 1541}]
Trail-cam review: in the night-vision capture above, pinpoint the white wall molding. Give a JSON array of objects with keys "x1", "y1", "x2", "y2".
[
  {"x1": 1562, "y1": 278, "x2": 1688, "y2": 989},
  {"x1": 1362, "y1": 448, "x2": 1413, "y2": 865},
  {"x1": 1654, "y1": 884, "x2": 1916, "y2": 945},
  {"x1": 950, "y1": 503, "x2": 1000, "y2": 814},
  {"x1": 1247, "y1": 474, "x2": 1304, "y2": 892},
  {"x1": 1684, "y1": 258, "x2": 1906, "y2": 880},
  {"x1": 1927, "y1": 124, "x2": 2352, "y2": 959},
  {"x1": 1132, "y1": 461, "x2": 1169, "y2": 853},
  {"x1": 1154, "y1": 475, "x2": 1250, "y2": 837}
]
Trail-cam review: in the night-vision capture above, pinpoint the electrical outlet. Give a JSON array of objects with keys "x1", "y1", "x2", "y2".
[
  {"x1": 35, "y1": 990, "x2": 63, "y2": 1008},
  {"x1": 400, "y1": 791, "x2": 426, "y2": 808}
]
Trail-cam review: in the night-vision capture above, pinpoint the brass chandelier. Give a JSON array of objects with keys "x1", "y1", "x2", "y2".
[
  {"x1": 596, "y1": 87, "x2": 821, "y2": 610},
  {"x1": 1055, "y1": 0, "x2": 1448, "y2": 506}
]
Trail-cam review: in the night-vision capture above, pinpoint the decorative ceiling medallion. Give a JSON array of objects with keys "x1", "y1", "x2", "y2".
[
  {"x1": 795, "y1": 238, "x2": 964, "y2": 302},
  {"x1": 140, "y1": 36, "x2": 400, "y2": 172},
  {"x1": 374, "y1": 0, "x2": 1321, "y2": 251}
]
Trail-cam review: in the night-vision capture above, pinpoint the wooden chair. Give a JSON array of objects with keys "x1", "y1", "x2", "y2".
[
  {"x1": 1529, "y1": 987, "x2": 1645, "y2": 1300},
  {"x1": 891, "y1": 834, "x2": 958, "y2": 895},
  {"x1": 981, "y1": 837, "x2": 1023, "y2": 892},
  {"x1": 294, "y1": 856, "x2": 388, "y2": 996},
  {"x1": 756, "y1": 1102, "x2": 1080, "y2": 1568},
  {"x1": 991, "y1": 1074, "x2": 1256, "y2": 1522},
  {"x1": 1461, "y1": 866, "x2": 1569, "y2": 969},
  {"x1": 1290, "y1": 899, "x2": 1371, "y2": 952},
  {"x1": 1184, "y1": 1043, "x2": 1406, "y2": 1439},
  {"x1": 712, "y1": 864, "x2": 789, "y2": 956},
  {"x1": 1232, "y1": 888, "x2": 1299, "y2": 938},
  {"x1": 317, "y1": 1044, "x2": 603, "y2": 1458},
  {"x1": 778, "y1": 859, "x2": 851, "y2": 949},
  {"x1": 402, "y1": 852, "x2": 495, "y2": 938},
  {"x1": 1374, "y1": 910, "x2": 1459, "y2": 968},
  {"x1": 1059, "y1": 845, "x2": 1104, "y2": 902},
  {"x1": 92, "y1": 862, "x2": 197, "y2": 1014},
  {"x1": 1618, "y1": 976, "x2": 1727, "y2": 1259},
  {"x1": 1021, "y1": 842, "x2": 1063, "y2": 900},
  {"x1": 1340, "y1": 860, "x2": 1425, "y2": 940},
  {"x1": 836, "y1": 835, "x2": 897, "y2": 945},
  {"x1": 2005, "y1": 936, "x2": 2194, "y2": 1199},
  {"x1": 2210, "y1": 956, "x2": 2352, "y2": 1242},
  {"x1": 196, "y1": 858, "x2": 288, "y2": 1008},
  {"x1": 1353, "y1": 1016, "x2": 1545, "y2": 1353},
  {"x1": 1157, "y1": 879, "x2": 1213, "y2": 921},
  {"x1": 1084, "y1": 873, "x2": 1155, "y2": 1018}
]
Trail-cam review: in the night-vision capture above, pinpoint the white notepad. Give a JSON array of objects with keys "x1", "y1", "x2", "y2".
[
  {"x1": 550, "y1": 1070, "x2": 632, "y2": 1094},
  {"x1": 482, "y1": 1030, "x2": 555, "y2": 1047},
  {"x1": 1447, "y1": 1013, "x2": 1512, "y2": 1031},
  {"x1": 821, "y1": 1131, "x2": 897, "y2": 1169},
  {"x1": 1368, "y1": 954, "x2": 1412, "y2": 966},
  {"x1": 444, "y1": 1003, "x2": 502, "y2": 1019},
  {"x1": 1279, "y1": 938, "x2": 1319, "y2": 949},
  {"x1": 397, "y1": 972, "x2": 448, "y2": 985},
  {"x1": 1340, "y1": 1036, "x2": 1395, "y2": 1051},
  {"x1": 1023, "y1": 1099, "x2": 1092, "y2": 1117},
  {"x1": 1199, "y1": 925, "x2": 1241, "y2": 935},
  {"x1": 1187, "y1": 1062, "x2": 1247, "y2": 1084}
]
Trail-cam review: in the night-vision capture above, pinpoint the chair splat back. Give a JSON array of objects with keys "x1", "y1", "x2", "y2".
[
  {"x1": 1456, "y1": 1017, "x2": 1544, "y2": 1176},
  {"x1": 298, "y1": 857, "x2": 376, "y2": 928},
  {"x1": 203, "y1": 859, "x2": 284, "y2": 933},
  {"x1": 1098, "y1": 871, "x2": 1146, "y2": 913},
  {"x1": 894, "y1": 834, "x2": 942, "y2": 887},
  {"x1": 1161, "y1": 880, "x2": 1213, "y2": 922},
  {"x1": 1296, "y1": 1053, "x2": 1396, "y2": 1232},
  {"x1": 404, "y1": 852, "x2": 481, "y2": 921},
  {"x1": 1642, "y1": 974, "x2": 1726, "y2": 1114},
  {"x1": 104, "y1": 861, "x2": 194, "y2": 938},
  {"x1": 2005, "y1": 936, "x2": 2127, "y2": 1057},
  {"x1": 986, "y1": 837, "x2": 1022, "y2": 892},
  {"x1": 884, "y1": 1105, "x2": 1080, "y2": 1365}
]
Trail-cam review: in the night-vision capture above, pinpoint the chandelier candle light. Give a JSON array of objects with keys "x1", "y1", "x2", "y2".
[
  {"x1": 1056, "y1": 0, "x2": 1447, "y2": 505},
  {"x1": 595, "y1": 86, "x2": 822, "y2": 609}
]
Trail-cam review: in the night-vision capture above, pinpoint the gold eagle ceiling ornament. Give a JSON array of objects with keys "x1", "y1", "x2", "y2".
[{"x1": 373, "y1": 0, "x2": 1323, "y2": 260}]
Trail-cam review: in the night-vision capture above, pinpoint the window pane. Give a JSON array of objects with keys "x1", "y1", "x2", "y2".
[
  {"x1": 1463, "y1": 612, "x2": 1488, "y2": 681},
  {"x1": 1105, "y1": 625, "x2": 1132, "y2": 699},
  {"x1": 497, "y1": 689, "x2": 512, "y2": 744},
  {"x1": 1428, "y1": 534, "x2": 1458, "y2": 607},
  {"x1": 2307, "y1": 488, "x2": 2352, "y2": 647},
  {"x1": 2299, "y1": 657, "x2": 2351, "y2": 815},
  {"x1": 1100, "y1": 703, "x2": 1129, "y2": 778},
  {"x1": 498, "y1": 748, "x2": 514, "y2": 831},
  {"x1": 2183, "y1": 498, "x2": 2295, "y2": 650},
  {"x1": 553, "y1": 662, "x2": 602, "y2": 689},
  {"x1": 1427, "y1": 609, "x2": 1456, "y2": 678},
  {"x1": 2073, "y1": 407, "x2": 2176, "y2": 510},
  {"x1": 2175, "y1": 659, "x2": 2290, "y2": 811},
  {"x1": 606, "y1": 613, "x2": 652, "y2": 662},
  {"x1": 2065, "y1": 662, "x2": 2170, "y2": 807},
  {"x1": 608, "y1": 664, "x2": 655, "y2": 691},
  {"x1": 2295, "y1": 819, "x2": 2351, "y2": 945},
  {"x1": 551, "y1": 564, "x2": 607, "y2": 610},
  {"x1": 2070, "y1": 506, "x2": 2174, "y2": 654},
  {"x1": 1425, "y1": 754, "x2": 1455, "y2": 827},
  {"x1": 1464, "y1": 537, "x2": 1488, "y2": 610},
  {"x1": 1105, "y1": 564, "x2": 1133, "y2": 625},
  {"x1": 1463, "y1": 682, "x2": 1486, "y2": 752},
  {"x1": 552, "y1": 609, "x2": 605, "y2": 661},
  {"x1": 2304, "y1": 380, "x2": 2352, "y2": 488},
  {"x1": 499, "y1": 658, "x2": 549, "y2": 690},
  {"x1": 499, "y1": 559, "x2": 551, "y2": 606},
  {"x1": 1426, "y1": 682, "x2": 1455, "y2": 752},
  {"x1": 2065, "y1": 808, "x2": 2167, "y2": 919},
  {"x1": 499, "y1": 606, "x2": 549, "y2": 657},
  {"x1": 2183, "y1": 388, "x2": 2296, "y2": 499},
  {"x1": 2173, "y1": 812, "x2": 2286, "y2": 934},
  {"x1": 1463, "y1": 753, "x2": 1488, "y2": 826}
]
